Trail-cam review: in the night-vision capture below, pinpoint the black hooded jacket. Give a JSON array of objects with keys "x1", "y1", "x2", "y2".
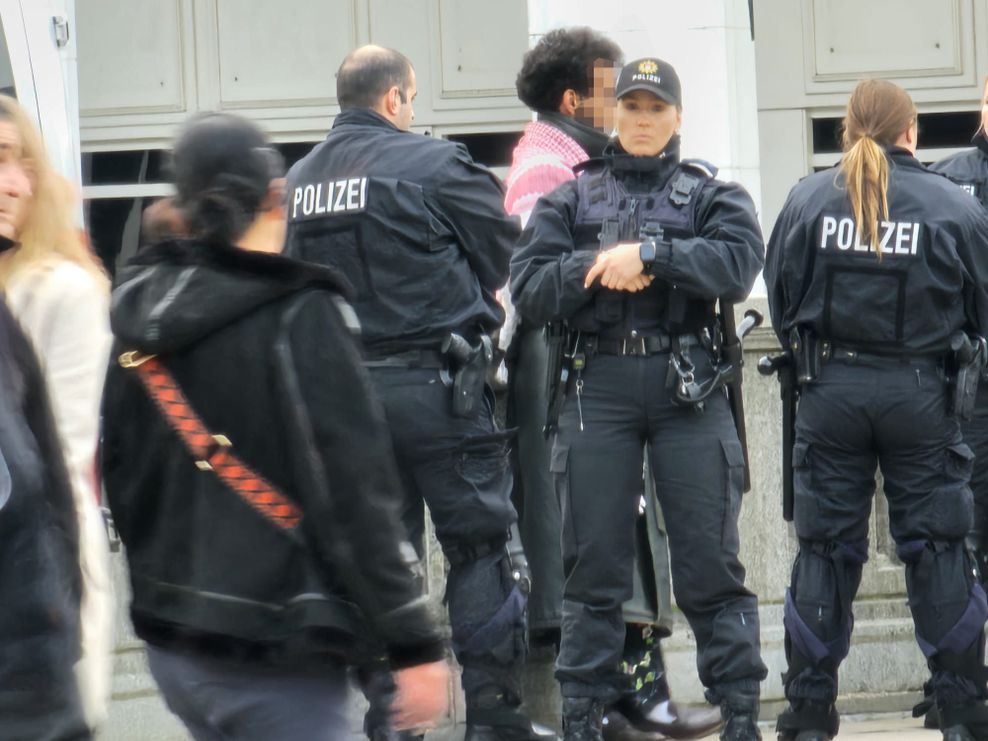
[
  {"x1": 0, "y1": 298, "x2": 89, "y2": 739},
  {"x1": 101, "y1": 240, "x2": 444, "y2": 668},
  {"x1": 284, "y1": 108, "x2": 519, "y2": 354},
  {"x1": 766, "y1": 148, "x2": 988, "y2": 353}
]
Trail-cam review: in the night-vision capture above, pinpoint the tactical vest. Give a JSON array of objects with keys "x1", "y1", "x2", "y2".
[{"x1": 570, "y1": 158, "x2": 717, "y2": 336}]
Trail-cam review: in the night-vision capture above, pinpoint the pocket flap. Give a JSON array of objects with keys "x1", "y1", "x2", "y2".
[
  {"x1": 720, "y1": 438, "x2": 745, "y2": 467},
  {"x1": 792, "y1": 440, "x2": 811, "y2": 468},
  {"x1": 456, "y1": 427, "x2": 517, "y2": 456},
  {"x1": 549, "y1": 443, "x2": 570, "y2": 473},
  {"x1": 947, "y1": 442, "x2": 975, "y2": 463}
]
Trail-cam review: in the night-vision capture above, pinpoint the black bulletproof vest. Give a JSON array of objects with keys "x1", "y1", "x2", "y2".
[{"x1": 569, "y1": 158, "x2": 715, "y2": 337}]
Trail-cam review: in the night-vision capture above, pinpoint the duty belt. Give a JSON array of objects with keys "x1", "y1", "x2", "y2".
[
  {"x1": 824, "y1": 344, "x2": 942, "y2": 367},
  {"x1": 362, "y1": 348, "x2": 446, "y2": 369},
  {"x1": 584, "y1": 332, "x2": 700, "y2": 357}
]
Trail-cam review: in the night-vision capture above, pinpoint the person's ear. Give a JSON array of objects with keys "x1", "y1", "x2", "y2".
[
  {"x1": 386, "y1": 86, "x2": 402, "y2": 116},
  {"x1": 559, "y1": 89, "x2": 581, "y2": 117}
]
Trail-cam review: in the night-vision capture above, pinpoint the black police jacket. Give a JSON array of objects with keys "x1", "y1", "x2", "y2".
[
  {"x1": 765, "y1": 147, "x2": 988, "y2": 354},
  {"x1": 510, "y1": 144, "x2": 765, "y2": 336},
  {"x1": 930, "y1": 132, "x2": 988, "y2": 210},
  {"x1": 0, "y1": 299, "x2": 89, "y2": 739},
  {"x1": 101, "y1": 240, "x2": 444, "y2": 669},
  {"x1": 284, "y1": 108, "x2": 519, "y2": 354}
]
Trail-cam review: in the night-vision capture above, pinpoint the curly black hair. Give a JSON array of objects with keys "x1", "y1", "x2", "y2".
[{"x1": 516, "y1": 28, "x2": 622, "y2": 114}]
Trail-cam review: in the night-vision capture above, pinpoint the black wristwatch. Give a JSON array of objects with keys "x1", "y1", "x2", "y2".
[{"x1": 639, "y1": 237, "x2": 657, "y2": 270}]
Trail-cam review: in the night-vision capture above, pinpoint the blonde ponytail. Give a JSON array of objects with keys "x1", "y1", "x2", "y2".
[
  {"x1": 840, "y1": 135, "x2": 890, "y2": 259},
  {"x1": 839, "y1": 80, "x2": 916, "y2": 261}
]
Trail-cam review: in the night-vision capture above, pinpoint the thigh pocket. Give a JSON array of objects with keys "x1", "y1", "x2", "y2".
[
  {"x1": 721, "y1": 438, "x2": 745, "y2": 553},
  {"x1": 792, "y1": 441, "x2": 819, "y2": 536},
  {"x1": 454, "y1": 428, "x2": 515, "y2": 485},
  {"x1": 550, "y1": 443, "x2": 577, "y2": 567},
  {"x1": 930, "y1": 442, "x2": 976, "y2": 538}
]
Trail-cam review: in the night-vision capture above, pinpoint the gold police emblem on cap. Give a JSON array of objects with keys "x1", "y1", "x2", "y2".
[{"x1": 638, "y1": 60, "x2": 659, "y2": 75}]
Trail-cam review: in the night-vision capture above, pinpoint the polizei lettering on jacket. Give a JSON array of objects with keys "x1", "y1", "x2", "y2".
[
  {"x1": 818, "y1": 215, "x2": 922, "y2": 256},
  {"x1": 290, "y1": 177, "x2": 368, "y2": 221}
]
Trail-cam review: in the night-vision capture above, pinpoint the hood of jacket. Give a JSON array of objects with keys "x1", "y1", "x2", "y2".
[{"x1": 110, "y1": 239, "x2": 351, "y2": 355}]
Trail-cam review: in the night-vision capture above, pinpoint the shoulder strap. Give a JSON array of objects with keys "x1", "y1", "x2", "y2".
[
  {"x1": 680, "y1": 158, "x2": 719, "y2": 179},
  {"x1": 118, "y1": 351, "x2": 302, "y2": 532},
  {"x1": 669, "y1": 160, "x2": 717, "y2": 208}
]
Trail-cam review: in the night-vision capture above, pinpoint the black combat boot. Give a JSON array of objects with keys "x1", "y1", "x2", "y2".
[
  {"x1": 719, "y1": 697, "x2": 762, "y2": 741},
  {"x1": 913, "y1": 680, "x2": 941, "y2": 729},
  {"x1": 465, "y1": 686, "x2": 559, "y2": 741},
  {"x1": 942, "y1": 726, "x2": 976, "y2": 741},
  {"x1": 938, "y1": 699, "x2": 988, "y2": 741},
  {"x1": 562, "y1": 697, "x2": 606, "y2": 741},
  {"x1": 775, "y1": 700, "x2": 837, "y2": 741},
  {"x1": 778, "y1": 732, "x2": 829, "y2": 741}
]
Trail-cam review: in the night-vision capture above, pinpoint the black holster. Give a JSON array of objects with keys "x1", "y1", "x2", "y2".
[
  {"x1": 443, "y1": 332, "x2": 493, "y2": 418},
  {"x1": 788, "y1": 327, "x2": 822, "y2": 385},
  {"x1": 949, "y1": 332, "x2": 988, "y2": 421},
  {"x1": 543, "y1": 322, "x2": 572, "y2": 437}
]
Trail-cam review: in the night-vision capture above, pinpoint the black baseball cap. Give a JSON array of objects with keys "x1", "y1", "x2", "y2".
[
  {"x1": 171, "y1": 113, "x2": 284, "y2": 209},
  {"x1": 615, "y1": 58, "x2": 681, "y2": 106}
]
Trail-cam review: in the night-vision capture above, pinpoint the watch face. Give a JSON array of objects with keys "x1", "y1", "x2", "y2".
[{"x1": 640, "y1": 238, "x2": 656, "y2": 263}]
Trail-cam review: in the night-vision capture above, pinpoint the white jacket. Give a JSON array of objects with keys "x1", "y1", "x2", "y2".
[{"x1": 4, "y1": 257, "x2": 114, "y2": 730}]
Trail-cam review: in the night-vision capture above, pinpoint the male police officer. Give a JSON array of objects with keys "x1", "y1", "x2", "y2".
[{"x1": 284, "y1": 46, "x2": 554, "y2": 741}]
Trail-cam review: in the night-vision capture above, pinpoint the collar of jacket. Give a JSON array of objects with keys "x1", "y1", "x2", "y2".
[
  {"x1": 603, "y1": 134, "x2": 682, "y2": 173},
  {"x1": 128, "y1": 239, "x2": 354, "y2": 299},
  {"x1": 537, "y1": 111, "x2": 611, "y2": 158},
  {"x1": 331, "y1": 107, "x2": 402, "y2": 133},
  {"x1": 882, "y1": 145, "x2": 925, "y2": 170}
]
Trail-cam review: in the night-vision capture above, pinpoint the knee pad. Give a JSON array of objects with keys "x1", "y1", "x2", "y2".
[
  {"x1": 898, "y1": 539, "x2": 988, "y2": 691},
  {"x1": 784, "y1": 539, "x2": 868, "y2": 670},
  {"x1": 447, "y1": 551, "x2": 528, "y2": 667},
  {"x1": 898, "y1": 540, "x2": 987, "y2": 658}
]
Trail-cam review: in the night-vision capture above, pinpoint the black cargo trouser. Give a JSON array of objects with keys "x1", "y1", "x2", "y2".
[
  {"x1": 507, "y1": 326, "x2": 674, "y2": 636},
  {"x1": 551, "y1": 350, "x2": 766, "y2": 703},
  {"x1": 369, "y1": 366, "x2": 525, "y2": 700},
  {"x1": 784, "y1": 356, "x2": 985, "y2": 718},
  {"x1": 962, "y1": 384, "x2": 988, "y2": 588}
]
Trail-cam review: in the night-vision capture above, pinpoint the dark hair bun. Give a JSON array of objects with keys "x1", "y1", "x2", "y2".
[{"x1": 171, "y1": 113, "x2": 284, "y2": 243}]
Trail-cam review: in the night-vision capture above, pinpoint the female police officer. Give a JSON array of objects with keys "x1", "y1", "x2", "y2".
[
  {"x1": 766, "y1": 80, "x2": 988, "y2": 741},
  {"x1": 511, "y1": 57, "x2": 767, "y2": 741}
]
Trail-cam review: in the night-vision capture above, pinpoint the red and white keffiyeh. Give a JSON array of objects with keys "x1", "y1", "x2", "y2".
[
  {"x1": 503, "y1": 121, "x2": 589, "y2": 222},
  {"x1": 497, "y1": 122, "x2": 590, "y2": 357}
]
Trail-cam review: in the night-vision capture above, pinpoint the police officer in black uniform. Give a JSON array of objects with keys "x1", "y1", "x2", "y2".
[
  {"x1": 930, "y1": 79, "x2": 988, "y2": 594},
  {"x1": 283, "y1": 46, "x2": 554, "y2": 741},
  {"x1": 511, "y1": 57, "x2": 767, "y2": 741},
  {"x1": 766, "y1": 79, "x2": 988, "y2": 741}
]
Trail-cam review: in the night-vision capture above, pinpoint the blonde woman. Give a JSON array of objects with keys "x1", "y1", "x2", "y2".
[
  {"x1": 0, "y1": 94, "x2": 113, "y2": 732},
  {"x1": 766, "y1": 80, "x2": 988, "y2": 741}
]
